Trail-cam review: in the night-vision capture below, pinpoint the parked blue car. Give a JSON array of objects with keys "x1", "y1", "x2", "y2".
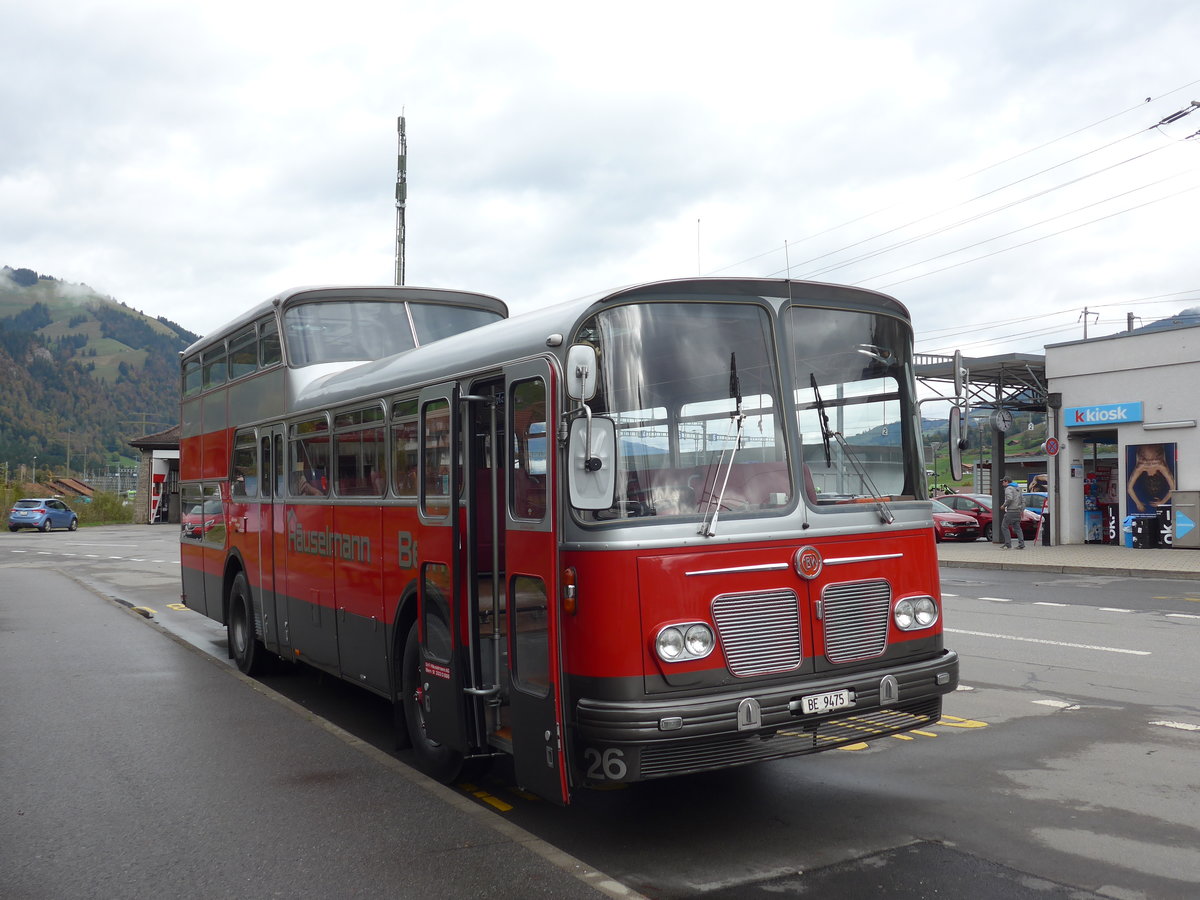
[{"x1": 8, "y1": 498, "x2": 79, "y2": 532}]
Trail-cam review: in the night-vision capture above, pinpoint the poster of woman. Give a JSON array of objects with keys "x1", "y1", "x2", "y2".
[{"x1": 1125, "y1": 442, "x2": 1177, "y2": 515}]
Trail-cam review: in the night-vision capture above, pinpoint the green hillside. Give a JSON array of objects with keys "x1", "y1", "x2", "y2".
[{"x1": 0, "y1": 266, "x2": 199, "y2": 477}]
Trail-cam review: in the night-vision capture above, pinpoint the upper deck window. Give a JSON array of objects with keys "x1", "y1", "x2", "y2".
[
  {"x1": 202, "y1": 344, "x2": 227, "y2": 389},
  {"x1": 282, "y1": 299, "x2": 504, "y2": 367},
  {"x1": 259, "y1": 318, "x2": 282, "y2": 367},
  {"x1": 182, "y1": 357, "x2": 202, "y2": 398},
  {"x1": 228, "y1": 327, "x2": 257, "y2": 380},
  {"x1": 284, "y1": 300, "x2": 417, "y2": 366},
  {"x1": 409, "y1": 303, "x2": 503, "y2": 344}
]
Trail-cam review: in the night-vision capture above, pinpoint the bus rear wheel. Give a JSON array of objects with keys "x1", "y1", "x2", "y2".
[
  {"x1": 228, "y1": 572, "x2": 265, "y2": 676},
  {"x1": 401, "y1": 623, "x2": 467, "y2": 784}
]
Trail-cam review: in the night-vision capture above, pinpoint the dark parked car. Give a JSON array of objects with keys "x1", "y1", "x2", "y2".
[
  {"x1": 941, "y1": 493, "x2": 1040, "y2": 541},
  {"x1": 930, "y1": 499, "x2": 981, "y2": 542},
  {"x1": 8, "y1": 498, "x2": 79, "y2": 532}
]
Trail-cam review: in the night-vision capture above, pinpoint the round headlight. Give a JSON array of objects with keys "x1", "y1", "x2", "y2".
[
  {"x1": 913, "y1": 597, "x2": 939, "y2": 627},
  {"x1": 684, "y1": 624, "x2": 714, "y2": 657},
  {"x1": 894, "y1": 599, "x2": 915, "y2": 630},
  {"x1": 657, "y1": 626, "x2": 684, "y2": 660}
]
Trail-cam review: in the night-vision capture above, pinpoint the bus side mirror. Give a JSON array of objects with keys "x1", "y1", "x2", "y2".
[
  {"x1": 568, "y1": 415, "x2": 616, "y2": 510},
  {"x1": 948, "y1": 405, "x2": 964, "y2": 481},
  {"x1": 565, "y1": 345, "x2": 597, "y2": 402}
]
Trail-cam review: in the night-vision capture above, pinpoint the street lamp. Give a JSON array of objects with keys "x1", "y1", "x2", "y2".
[{"x1": 32, "y1": 455, "x2": 38, "y2": 484}]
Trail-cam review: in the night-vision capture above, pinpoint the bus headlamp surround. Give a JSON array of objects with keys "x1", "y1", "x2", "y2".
[
  {"x1": 893, "y1": 596, "x2": 939, "y2": 631},
  {"x1": 655, "y1": 623, "x2": 715, "y2": 663}
]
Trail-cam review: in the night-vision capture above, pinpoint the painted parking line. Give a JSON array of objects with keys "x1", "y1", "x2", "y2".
[
  {"x1": 978, "y1": 596, "x2": 1013, "y2": 602},
  {"x1": 946, "y1": 628, "x2": 1150, "y2": 656},
  {"x1": 1150, "y1": 720, "x2": 1200, "y2": 732}
]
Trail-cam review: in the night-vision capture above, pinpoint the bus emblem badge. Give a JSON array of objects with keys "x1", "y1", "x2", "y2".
[{"x1": 793, "y1": 545, "x2": 822, "y2": 580}]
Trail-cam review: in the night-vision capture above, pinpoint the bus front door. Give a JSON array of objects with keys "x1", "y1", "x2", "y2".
[{"x1": 504, "y1": 361, "x2": 569, "y2": 805}]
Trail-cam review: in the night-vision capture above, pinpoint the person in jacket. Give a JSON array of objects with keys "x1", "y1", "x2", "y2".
[{"x1": 1000, "y1": 476, "x2": 1025, "y2": 549}]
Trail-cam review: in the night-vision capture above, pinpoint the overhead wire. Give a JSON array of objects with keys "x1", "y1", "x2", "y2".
[{"x1": 707, "y1": 78, "x2": 1200, "y2": 283}]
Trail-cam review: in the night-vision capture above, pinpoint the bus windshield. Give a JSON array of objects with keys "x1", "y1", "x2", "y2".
[
  {"x1": 787, "y1": 304, "x2": 918, "y2": 502},
  {"x1": 576, "y1": 302, "x2": 789, "y2": 522}
]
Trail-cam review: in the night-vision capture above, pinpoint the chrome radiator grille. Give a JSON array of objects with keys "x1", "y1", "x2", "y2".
[
  {"x1": 822, "y1": 579, "x2": 891, "y2": 663},
  {"x1": 711, "y1": 589, "x2": 801, "y2": 677}
]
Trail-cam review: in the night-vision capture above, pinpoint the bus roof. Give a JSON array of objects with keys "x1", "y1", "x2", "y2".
[{"x1": 295, "y1": 277, "x2": 910, "y2": 413}]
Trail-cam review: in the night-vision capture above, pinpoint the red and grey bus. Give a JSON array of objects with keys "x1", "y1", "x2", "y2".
[{"x1": 179, "y1": 277, "x2": 959, "y2": 805}]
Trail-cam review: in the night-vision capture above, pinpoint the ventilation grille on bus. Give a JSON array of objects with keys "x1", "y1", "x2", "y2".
[
  {"x1": 822, "y1": 579, "x2": 891, "y2": 663},
  {"x1": 711, "y1": 589, "x2": 801, "y2": 677}
]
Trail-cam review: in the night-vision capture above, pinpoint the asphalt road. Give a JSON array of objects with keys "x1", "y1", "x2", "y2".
[{"x1": 5, "y1": 525, "x2": 1200, "y2": 898}]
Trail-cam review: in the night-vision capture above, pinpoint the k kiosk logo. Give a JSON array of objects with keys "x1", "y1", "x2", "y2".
[{"x1": 1063, "y1": 402, "x2": 1143, "y2": 427}]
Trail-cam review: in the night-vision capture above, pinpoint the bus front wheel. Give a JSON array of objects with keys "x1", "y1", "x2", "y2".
[{"x1": 401, "y1": 622, "x2": 466, "y2": 783}]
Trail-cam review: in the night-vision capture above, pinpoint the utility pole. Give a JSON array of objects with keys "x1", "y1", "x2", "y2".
[
  {"x1": 1078, "y1": 307, "x2": 1099, "y2": 339},
  {"x1": 395, "y1": 114, "x2": 407, "y2": 285}
]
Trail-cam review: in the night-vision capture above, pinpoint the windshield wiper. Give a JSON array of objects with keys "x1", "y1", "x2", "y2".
[
  {"x1": 808, "y1": 372, "x2": 895, "y2": 526},
  {"x1": 810, "y1": 373, "x2": 832, "y2": 467},
  {"x1": 699, "y1": 353, "x2": 745, "y2": 537}
]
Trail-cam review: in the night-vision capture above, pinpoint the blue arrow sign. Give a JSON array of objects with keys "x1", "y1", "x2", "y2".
[{"x1": 1176, "y1": 512, "x2": 1195, "y2": 539}]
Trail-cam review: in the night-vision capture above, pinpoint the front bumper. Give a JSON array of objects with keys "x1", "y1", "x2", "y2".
[{"x1": 574, "y1": 649, "x2": 958, "y2": 782}]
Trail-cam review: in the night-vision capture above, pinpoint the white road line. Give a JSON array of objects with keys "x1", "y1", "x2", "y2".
[
  {"x1": 978, "y1": 596, "x2": 1013, "y2": 602},
  {"x1": 1098, "y1": 607, "x2": 1133, "y2": 613},
  {"x1": 1150, "y1": 720, "x2": 1200, "y2": 732},
  {"x1": 1166, "y1": 613, "x2": 1200, "y2": 620},
  {"x1": 1034, "y1": 601, "x2": 1068, "y2": 607},
  {"x1": 1034, "y1": 699, "x2": 1081, "y2": 710},
  {"x1": 945, "y1": 628, "x2": 1150, "y2": 656},
  {"x1": 941, "y1": 593, "x2": 958, "y2": 598}
]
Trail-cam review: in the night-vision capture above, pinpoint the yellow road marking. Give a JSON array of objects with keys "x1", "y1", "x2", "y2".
[
  {"x1": 131, "y1": 607, "x2": 155, "y2": 618},
  {"x1": 458, "y1": 782, "x2": 514, "y2": 812},
  {"x1": 938, "y1": 715, "x2": 989, "y2": 728},
  {"x1": 167, "y1": 603, "x2": 188, "y2": 611}
]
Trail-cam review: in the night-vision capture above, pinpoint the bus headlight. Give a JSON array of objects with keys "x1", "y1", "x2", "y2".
[
  {"x1": 657, "y1": 627, "x2": 685, "y2": 660},
  {"x1": 894, "y1": 596, "x2": 939, "y2": 631},
  {"x1": 655, "y1": 623, "x2": 715, "y2": 662},
  {"x1": 684, "y1": 624, "x2": 714, "y2": 657}
]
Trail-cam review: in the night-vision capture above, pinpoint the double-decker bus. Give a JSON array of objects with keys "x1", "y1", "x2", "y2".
[{"x1": 180, "y1": 277, "x2": 960, "y2": 806}]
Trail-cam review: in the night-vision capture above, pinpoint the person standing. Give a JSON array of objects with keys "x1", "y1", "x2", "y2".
[{"x1": 1000, "y1": 476, "x2": 1025, "y2": 549}]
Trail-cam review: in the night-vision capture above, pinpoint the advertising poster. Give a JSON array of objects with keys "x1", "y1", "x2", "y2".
[{"x1": 1125, "y1": 442, "x2": 1177, "y2": 517}]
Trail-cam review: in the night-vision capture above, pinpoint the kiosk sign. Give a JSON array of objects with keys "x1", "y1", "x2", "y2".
[{"x1": 1063, "y1": 402, "x2": 1143, "y2": 427}]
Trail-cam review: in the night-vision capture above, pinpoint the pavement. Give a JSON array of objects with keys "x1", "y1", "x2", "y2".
[
  {"x1": 937, "y1": 537, "x2": 1200, "y2": 580},
  {"x1": 0, "y1": 567, "x2": 638, "y2": 900}
]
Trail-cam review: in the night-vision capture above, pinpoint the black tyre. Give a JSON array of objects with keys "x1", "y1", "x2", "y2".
[
  {"x1": 401, "y1": 622, "x2": 466, "y2": 783},
  {"x1": 68, "y1": 518, "x2": 78, "y2": 532},
  {"x1": 983, "y1": 522, "x2": 992, "y2": 541},
  {"x1": 39, "y1": 519, "x2": 51, "y2": 533},
  {"x1": 8, "y1": 525, "x2": 17, "y2": 532},
  {"x1": 227, "y1": 572, "x2": 265, "y2": 675}
]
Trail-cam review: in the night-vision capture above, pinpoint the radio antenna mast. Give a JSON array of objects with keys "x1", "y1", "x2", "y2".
[{"x1": 394, "y1": 113, "x2": 407, "y2": 285}]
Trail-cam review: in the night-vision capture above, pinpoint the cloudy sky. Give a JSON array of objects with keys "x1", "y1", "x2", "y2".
[{"x1": 3, "y1": 1, "x2": 1199, "y2": 356}]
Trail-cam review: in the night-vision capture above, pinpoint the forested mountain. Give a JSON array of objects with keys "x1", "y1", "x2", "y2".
[{"x1": 0, "y1": 266, "x2": 198, "y2": 476}]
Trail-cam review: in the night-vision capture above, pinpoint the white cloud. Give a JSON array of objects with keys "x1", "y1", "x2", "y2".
[{"x1": 1, "y1": 0, "x2": 1197, "y2": 350}]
